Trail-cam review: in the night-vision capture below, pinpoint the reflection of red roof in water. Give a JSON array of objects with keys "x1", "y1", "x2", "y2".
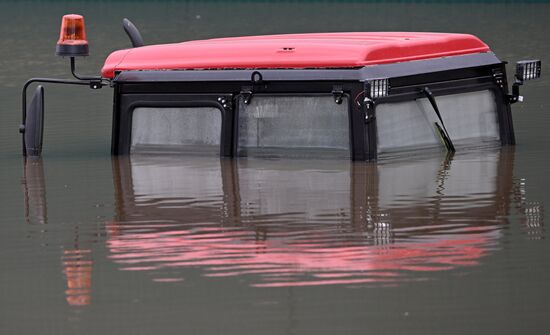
[
  {"x1": 106, "y1": 224, "x2": 500, "y2": 287},
  {"x1": 101, "y1": 32, "x2": 490, "y2": 78},
  {"x1": 104, "y1": 151, "x2": 516, "y2": 288}
]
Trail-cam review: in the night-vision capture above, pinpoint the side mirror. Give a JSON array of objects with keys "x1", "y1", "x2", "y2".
[
  {"x1": 24, "y1": 85, "x2": 45, "y2": 156},
  {"x1": 20, "y1": 14, "x2": 106, "y2": 157}
]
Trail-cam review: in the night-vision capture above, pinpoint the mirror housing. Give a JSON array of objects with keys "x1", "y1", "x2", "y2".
[{"x1": 23, "y1": 85, "x2": 45, "y2": 156}]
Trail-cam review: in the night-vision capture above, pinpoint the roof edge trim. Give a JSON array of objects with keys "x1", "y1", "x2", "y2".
[{"x1": 113, "y1": 52, "x2": 501, "y2": 83}]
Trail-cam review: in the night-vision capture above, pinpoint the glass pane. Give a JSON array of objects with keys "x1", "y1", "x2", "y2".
[
  {"x1": 238, "y1": 96, "x2": 349, "y2": 158},
  {"x1": 131, "y1": 107, "x2": 221, "y2": 155},
  {"x1": 376, "y1": 90, "x2": 500, "y2": 154}
]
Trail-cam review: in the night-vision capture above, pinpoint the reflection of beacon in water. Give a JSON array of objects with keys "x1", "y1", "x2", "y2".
[
  {"x1": 106, "y1": 149, "x2": 543, "y2": 287},
  {"x1": 22, "y1": 158, "x2": 93, "y2": 306}
]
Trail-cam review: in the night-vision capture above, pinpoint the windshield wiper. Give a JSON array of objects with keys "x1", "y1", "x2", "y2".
[{"x1": 422, "y1": 87, "x2": 455, "y2": 152}]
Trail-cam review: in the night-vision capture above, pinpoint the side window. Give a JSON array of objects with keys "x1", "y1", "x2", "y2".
[
  {"x1": 376, "y1": 90, "x2": 500, "y2": 154},
  {"x1": 131, "y1": 107, "x2": 222, "y2": 155},
  {"x1": 237, "y1": 95, "x2": 350, "y2": 158}
]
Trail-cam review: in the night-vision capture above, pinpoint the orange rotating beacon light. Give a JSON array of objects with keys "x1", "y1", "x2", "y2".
[
  {"x1": 20, "y1": 14, "x2": 109, "y2": 157},
  {"x1": 56, "y1": 14, "x2": 89, "y2": 57}
]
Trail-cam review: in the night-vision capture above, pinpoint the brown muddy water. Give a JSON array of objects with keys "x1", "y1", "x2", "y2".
[{"x1": 1, "y1": 1, "x2": 550, "y2": 334}]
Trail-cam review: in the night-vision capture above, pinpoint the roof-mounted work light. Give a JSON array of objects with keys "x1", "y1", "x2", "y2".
[
  {"x1": 516, "y1": 60, "x2": 541, "y2": 82},
  {"x1": 508, "y1": 59, "x2": 541, "y2": 104},
  {"x1": 367, "y1": 78, "x2": 390, "y2": 99},
  {"x1": 56, "y1": 14, "x2": 89, "y2": 57}
]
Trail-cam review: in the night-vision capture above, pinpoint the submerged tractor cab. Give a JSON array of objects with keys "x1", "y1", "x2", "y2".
[{"x1": 21, "y1": 14, "x2": 542, "y2": 160}]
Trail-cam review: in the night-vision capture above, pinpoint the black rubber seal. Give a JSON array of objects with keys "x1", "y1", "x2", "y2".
[{"x1": 56, "y1": 44, "x2": 89, "y2": 57}]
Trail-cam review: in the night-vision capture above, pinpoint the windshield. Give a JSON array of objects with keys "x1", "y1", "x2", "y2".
[{"x1": 376, "y1": 90, "x2": 500, "y2": 154}]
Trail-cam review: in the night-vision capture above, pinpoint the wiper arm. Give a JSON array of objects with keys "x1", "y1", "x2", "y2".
[{"x1": 422, "y1": 87, "x2": 455, "y2": 152}]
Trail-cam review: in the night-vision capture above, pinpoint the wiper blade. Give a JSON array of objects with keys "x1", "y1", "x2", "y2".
[{"x1": 422, "y1": 87, "x2": 455, "y2": 152}]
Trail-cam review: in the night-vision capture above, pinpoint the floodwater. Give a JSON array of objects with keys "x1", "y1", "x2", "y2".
[{"x1": 1, "y1": 1, "x2": 549, "y2": 334}]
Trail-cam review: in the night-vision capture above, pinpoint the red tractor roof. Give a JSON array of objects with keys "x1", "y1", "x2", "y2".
[{"x1": 101, "y1": 32, "x2": 490, "y2": 79}]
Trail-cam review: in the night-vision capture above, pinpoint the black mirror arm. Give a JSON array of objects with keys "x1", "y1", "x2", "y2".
[
  {"x1": 70, "y1": 57, "x2": 109, "y2": 89},
  {"x1": 20, "y1": 77, "x2": 97, "y2": 156}
]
